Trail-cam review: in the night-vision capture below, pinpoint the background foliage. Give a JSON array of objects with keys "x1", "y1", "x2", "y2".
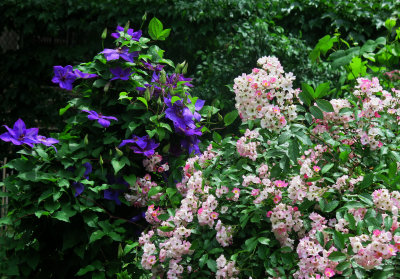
[{"x1": 1, "y1": 0, "x2": 399, "y2": 159}]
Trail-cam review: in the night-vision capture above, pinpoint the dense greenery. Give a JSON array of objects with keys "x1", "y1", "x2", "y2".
[{"x1": 1, "y1": 1, "x2": 400, "y2": 278}]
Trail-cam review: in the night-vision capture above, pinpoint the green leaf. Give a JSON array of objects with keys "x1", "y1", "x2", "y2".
[
  {"x1": 321, "y1": 163, "x2": 334, "y2": 174},
  {"x1": 148, "y1": 17, "x2": 163, "y2": 40},
  {"x1": 171, "y1": 96, "x2": 181, "y2": 104},
  {"x1": 213, "y1": 131, "x2": 222, "y2": 143},
  {"x1": 302, "y1": 83, "x2": 316, "y2": 99},
  {"x1": 258, "y1": 237, "x2": 270, "y2": 245},
  {"x1": 89, "y1": 231, "x2": 105, "y2": 244},
  {"x1": 288, "y1": 140, "x2": 299, "y2": 163},
  {"x1": 328, "y1": 251, "x2": 347, "y2": 262},
  {"x1": 148, "y1": 186, "x2": 163, "y2": 197},
  {"x1": 111, "y1": 158, "x2": 125, "y2": 174},
  {"x1": 359, "y1": 174, "x2": 374, "y2": 190},
  {"x1": 336, "y1": 262, "x2": 351, "y2": 271},
  {"x1": 333, "y1": 230, "x2": 345, "y2": 250},
  {"x1": 123, "y1": 174, "x2": 136, "y2": 186},
  {"x1": 137, "y1": 97, "x2": 148, "y2": 110},
  {"x1": 206, "y1": 259, "x2": 217, "y2": 272},
  {"x1": 76, "y1": 265, "x2": 96, "y2": 276},
  {"x1": 159, "y1": 226, "x2": 174, "y2": 232},
  {"x1": 324, "y1": 200, "x2": 339, "y2": 213},
  {"x1": 309, "y1": 106, "x2": 323, "y2": 119},
  {"x1": 316, "y1": 231, "x2": 324, "y2": 247},
  {"x1": 158, "y1": 29, "x2": 171, "y2": 40},
  {"x1": 199, "y1": 254, "x2": 208, "y2": 268},
  {"x1": 315, "y1": 82, "x2": 330, "y2": 98},
  {"x1": 224, "y1": 110, "x2": 238, "y2": 126},
  {"x1": 316, "y1": 99, "x2": 334, "y2": 112}
]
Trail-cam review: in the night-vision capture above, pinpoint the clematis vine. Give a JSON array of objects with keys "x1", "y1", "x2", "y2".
[
  {"x1": 101, "y1": 46, "x2": 139, "y2": 63},
  {"x1": 119, "y1": 135, "x2": 159, "y2": 157},
  {"x1": 82, "y1": 110, "x2": 118, "y2": 128}
]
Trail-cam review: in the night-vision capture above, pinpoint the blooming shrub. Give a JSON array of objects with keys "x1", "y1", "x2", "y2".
[
  {"x1": 137, "y1": 56, "x2": 400, "y2": 278},
  {"x1": 0, "y1": 19, "x2": 221, "y2": 278}
]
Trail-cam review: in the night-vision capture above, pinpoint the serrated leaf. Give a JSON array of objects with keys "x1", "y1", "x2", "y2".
[
  {"x1": 158, "y1": 225, "x2": 174, "y2": 232},
  {"x1": 206, "y1": 259, "x2": 217, "y2": 272},
  {"x1": 321, "y1": 163, "x2": 334, "y2": 174},
  {"x1": 328, "y1": 251, "x2": 347, "y2": 262},
  {"x1": 309, "y1": 106, "x2": 323, "y2": 119},
  {"x1": 324, "y1": 200, "x2": 339, "y2": 213},
  {"x1": 316, "y1": 231, "x2": 324, "y2": 247},
  {"x1": 315, "y1": 82, "x2": 330, "y2": 98},
  {"x1": 302, "y1": 83, "x2": 316, "y2": 99},
  {"x1": 288, "y1": 140, "x2": 299, "y2": 163},
  {"x1": 316, "y1": 99, "x2": 334, "y2": 112}
]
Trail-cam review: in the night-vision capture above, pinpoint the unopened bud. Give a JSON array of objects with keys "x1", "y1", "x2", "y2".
[
  {"x1": 157, "y1": 97, "x2": 162, "y2": 106},
  {"x1": 124, "y1": 21, "x2": 130, "y2": 33},
  {"x1": 99, "y1": 155, "x2": 103, "y2": 166},
  {"x1": 142, "y1": 12, "x2": 147, "y2": 22},
  {"x1": 159, "y1": 69, "x2": 167, "y2": 84},
  {"x1": 145, "y1": 88, "x2": 151, "y2": 102},
  {"x1": 104, "y1": 81, "x2": 111, "y2": 93},
  {"x1": 101, "y1": 28, "x2": 107, "y2": 40},
  {"x1": 84, "y1": 134, "x2": 89, "y2": 145},
  {"x1": 182, "y1": 61, "x2": 188, "y2": 75},
  {"x1": 218, "y1": 113, "x2": 223, "y2": 122},
  {"x1": 162, "y1": 144, "x2": 170, "y2": 153}
]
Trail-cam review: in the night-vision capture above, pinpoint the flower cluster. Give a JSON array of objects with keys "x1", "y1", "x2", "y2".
[
  {"x1": 236, "y1": 129, "x2": 261, "y2": 161},
  {"x1": 233, "y1": 56, "x2": 299, "y2": 132}
]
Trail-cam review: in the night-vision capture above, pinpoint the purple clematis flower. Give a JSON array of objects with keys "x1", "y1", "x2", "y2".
[
  {"x1": 0, "y1": 119, "x2": 39, "y2": 147},
  {"x1": 110, "y1": 67, "x2": 133, "y2": 81},
  {"x1": 130, "y1": 211, "x2": 146, "y2": 222},
  {"x1": 111, "y1": 26, "x2": 142, "y2": 41},
  {"x1": 82, "y1": 110, "x2": 118, "y2": 128},
  {"x1": 74, "y1": 69, "x2": 98, "y2": 79},
  {"x1": 181, "y1": 135, "x2": 201, "y2": 155},
  {"x1": 164, "y1": 95, "x2": 204, "y2": 137},
  {"x1": 101, "y1": 46, "x2": 139, "y2": 63},
  {"x1": 51, "y1": 65, "x2": 76, "y2": 90},
  {"x1": 119, "y1": 135, "x2": 159, "y2": 157},
  {"x1": 71, "y1": 162, "x2": 92, "y2": 197},
  {"x1": 37, "y1": 135, "x2": 59, "y2": 151},
  {"x1": 104, "y1": 189, "x2": 122, "y2": 205}
]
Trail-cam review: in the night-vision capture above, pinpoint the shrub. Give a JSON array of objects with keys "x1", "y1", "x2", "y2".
[{"x1": 136, "y1": 55, "x2": 400, "y2": 278}]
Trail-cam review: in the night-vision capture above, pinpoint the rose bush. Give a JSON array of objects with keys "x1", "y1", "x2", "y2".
[{"x1": 136, "y1": 55, "x2": 400, "y2": 278}]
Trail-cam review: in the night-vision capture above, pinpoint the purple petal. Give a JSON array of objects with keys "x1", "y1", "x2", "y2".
[
  {"x1": 13, "y1": 119, "x2": 26, "y2": 136},
  {"x1": 73, "y1": 182, "x2": 85, "y2": 197},
  {"x1": 97, "y1": 118, "x2": 110, "y2": 128}
]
